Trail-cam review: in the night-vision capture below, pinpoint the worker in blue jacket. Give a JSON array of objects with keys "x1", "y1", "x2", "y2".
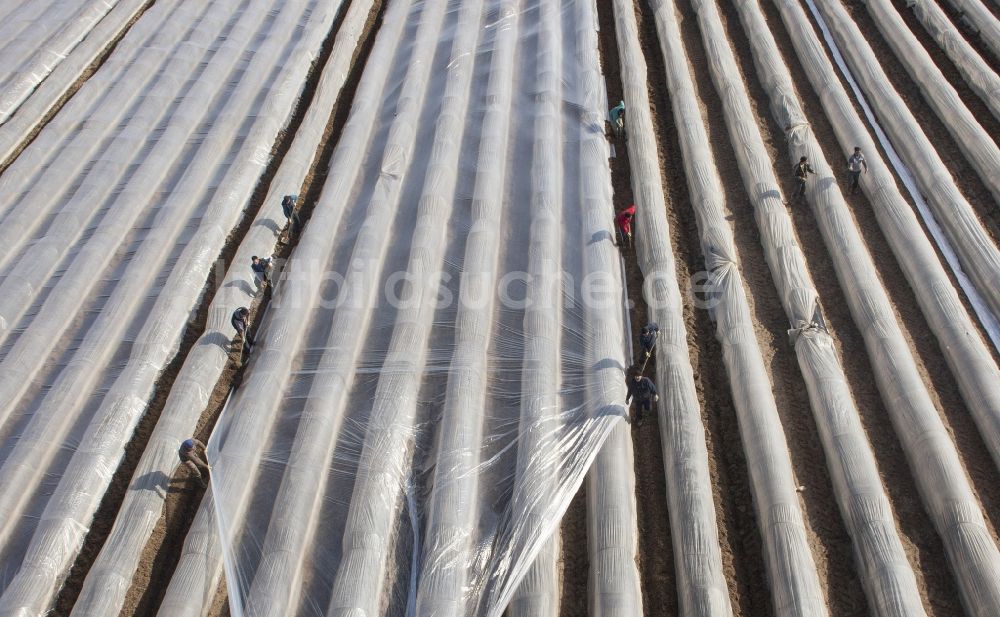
[{"x1": 625, "y1": 367, "x2": 658, "y2": 427}]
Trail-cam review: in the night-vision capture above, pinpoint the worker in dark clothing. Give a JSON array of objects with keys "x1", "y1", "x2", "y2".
[
  {"x1": 639, "y1": 323, "x2": 659, "y2": 357},
  {"x1": 793, "y1": 156, "x2": 815, "y2": 200},
  {"x1": 616, "y1": 204, "x2": 636, "y2": 248},
  {"x1": 625, "y1": 367, "x2": 659, "y2": 427},
  {"x1": 231, "y1": 306, "x2": 254, "y2": 352},
  {"x1": 281, "y1": 194, "x2": 301, "y2": 238},
  {"x1": 846, "y1": 147, "x2": 868, "y2": 194},
  {"x1": 251, "y1": 255, "x2": 272, "y2": 291},
  {"x1": 178, "y1": 438, "x2": 210, "y2": 487}
]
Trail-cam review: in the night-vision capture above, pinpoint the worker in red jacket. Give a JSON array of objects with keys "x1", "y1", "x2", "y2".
[{"x1": 616, "y1": 204, "x2": 636, "y2": 248}]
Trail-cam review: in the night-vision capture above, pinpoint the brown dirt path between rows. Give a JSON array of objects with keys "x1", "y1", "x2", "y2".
[
  {"x1": 593, "y1": 2, "x2": 678, "y2": 617},
  {"x1": 43, "y1": 0, "x2": 387, "y2": 614}
]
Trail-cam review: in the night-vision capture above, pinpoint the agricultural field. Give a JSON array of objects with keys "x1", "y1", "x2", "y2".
[{"x1": 0, "y1": 0, "x2": 998, "y2": 615}]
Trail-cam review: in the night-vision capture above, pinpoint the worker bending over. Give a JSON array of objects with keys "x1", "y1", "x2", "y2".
[{"x1": 178, "y1": 438, "x2": 210, "y2": 487}]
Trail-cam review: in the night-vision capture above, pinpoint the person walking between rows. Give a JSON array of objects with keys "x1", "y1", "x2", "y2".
[
  {"x1": 625, "y1": 366, "x2": 658, "y2": 427},
  {"x1": 793, "y1": 155, "x2": 815, "y2": 200},
  {"x1": 616, "y1": 204, "x2": 636, "y2": 249},
  {"x1": 178, "y1": 438, "x2": 210, "y2": 487},
  {"x1": 609, "y1": 100, "x2": 626, "y2": 141},
  {"x1": 231, "y1": 306, "x2": 254, "y2": 354},
  {"x1": 639, "y1": 322, "x2": 659, "y2": 372},
  {"x1": 281, "y1": 194, "x2": 301, "y2": 241},
  {"x1": 251, "y1": 255, "x2": 272, "y2": 291},
  {"x1": 846, "y1": 147, "x2": 868, "y2": 194}
]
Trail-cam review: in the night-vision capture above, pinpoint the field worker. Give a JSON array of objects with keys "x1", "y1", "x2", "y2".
[
  {"x1": 846, "y1": 147, "x2": 868, "y2": 194},
  {"x1": 178, "y1": 438, "x2": 210, "y2": 486},
  {"x1": 251, "y1": 255, "x2": 272, "y2": 290},
  {"x1": 231, "y1": 306, "x2": 254, "y2": 350},
  {"x1": 625, "y1": 366, "x2": 659, "y2": 427},
  {"x1": 281, "y1": 194, "x2": 301, "y2": 236},
  {"x1": 616, "y1": 204, "x2": 636, "y2": 248},
  {"x1": 639, "y1": 322, "x2": 659, "y2": 358},
  {"x1": 609, "y1": 100, "x2": 626, "y2": 140},
  {"x1": 793, "y1": 155, "x2": 815, "y2": 199}
]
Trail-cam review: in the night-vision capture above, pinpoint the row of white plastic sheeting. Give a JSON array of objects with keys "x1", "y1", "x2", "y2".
[
  {"x1": 575, "y1": 0, "x2": 644, "y2": 612},
  {"x1": 159, "y1": 0, "x2": 427, "y2": 612},
  {"x1": 0, "y1": 0, "x2": 127, "y2": 125},
  {"x1": 190, "y1": 0, "x2": 630, "y2": 614},
  {"x1": 940, "y1": 0, "x2": 1000, "y2": 59},
  {"x1": 67, "y1": 0, "x2": 374, "y2": 613},
  {"x1": 779, "y1": 0, "x2": 1000, "y2": 485},
  {"x1": 610, "y1": 0, "x2": 731, "y2": 614},
  {"x1": 650, "y1": 0, "x2": 829, "y2": 613},
  {"x1": 504, "y1": 0, "x2": 564, "y2": 612},
  {"x1": 0, "y1": 0, "x2": 340, "y2": 614},
  {"x1": 0, "y1": 0, "x2": 151, "y2": 163},
  {"x1": 734, "y1": 0, "x2": 1000, "y2": 613},
  {"x1": 906, "y1": 0, "x2": 1000, "y2": 120},
  {"x1": 854, "y1": 0, "x2": 1000, "y2": 205},
  {"x1": 807, "y1": 0, "x2": 1000, "y2": 327},
  {"x1": 738, "y1": 0, "x2": 988, "y2": 615}
]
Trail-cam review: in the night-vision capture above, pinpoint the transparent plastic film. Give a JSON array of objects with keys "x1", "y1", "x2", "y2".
[
  {"x1": 205, "y1": 0, "x2": 628, "y2": 615},
  {"x1": 0, "y1": 0, "x2": 341, "y2": 613}
]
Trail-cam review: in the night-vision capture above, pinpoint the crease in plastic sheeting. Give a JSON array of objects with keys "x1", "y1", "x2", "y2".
[
  {"x1": 201, "y1": 0, "x2": 623, "y2": 612},
  {"x1": 803, "y1": 0, "x2": 1000, "y2": 354}
]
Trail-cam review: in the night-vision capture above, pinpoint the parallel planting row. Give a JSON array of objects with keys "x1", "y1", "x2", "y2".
[{"x1": 0, "y1": 0, "x2": 998, "y2": 615}]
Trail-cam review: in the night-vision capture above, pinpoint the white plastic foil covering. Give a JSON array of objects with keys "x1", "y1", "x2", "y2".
[
  {"x1": 906, "y1": 0, "x2": 1000, "y2": 120},
  {"x1": 650, "y1": 0, "x2": 828, "y2": 613},
  {"x1": 0, "y1": 0, "x2": 342, "y2": 614},
  {"x1": 808, "y1": 0, "x2": 1000, "y2": 326},
  {"x1": 67, "y1": 0, "x2": 377, "y2": 614},
  {"x1": 0, "y1": 0, "x2": 151, "y2": 163},
  {"x1": 152, "y1": 0, "x2": 632, "y2": 614},
  {"x1": 856, "y1": 0, "x2": 1000, "y2": 203},
  {"x1": 939, "y1": 0, "x2": 1000, "y2": 59},
  {"x1": 611, "y1": 0, "x2": 732, "y2": 614}
]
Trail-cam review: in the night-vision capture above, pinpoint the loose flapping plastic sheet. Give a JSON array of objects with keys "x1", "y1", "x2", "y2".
[
  {"x1": 0, "y1": 0, "x2": 342, "y2": 613},
  {"x1": 167, "y1": 0, "x2": 632, "y2": 614},
  {"x1": 68, "y1": 0, "x2": 378, "y2": 615}
]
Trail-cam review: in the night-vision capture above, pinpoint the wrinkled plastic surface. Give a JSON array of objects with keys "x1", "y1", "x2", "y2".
[
  {"x1": 779, "y1": 0, "x2": 1000, "y2": 490},
  {"x1": 939, "y1": 0, "x2": 1000, "y2": 59},
  {"x1": 68, "y1": 0, "x2": 375, "y2": 614},
  {"x1": 651, "y1": 0, "x2": 829, "y2": 613},
  {"x1": 0, "y1": 0, "x2": 340, "y2": 613},
  {"x1": 0, "y1": 0, "x2": 122, "y2": 125},
  {"x1": 798, "y1": 4, "x2": 1000, "y2": 613},
  {"x1": 190, "y1": 0, "x2": 630, "y2": 614},
  {"x1": 857, "y1": 0, "x2": 1000, "y2": 204},
  {"x1": 906, "y1": 0, "x2": 1000, "y2": 120},
  {"x1": 611, "y1": 0, "x2": 731, "y2": 614},
  {"x1": 0, "y1": 0, "x2": 150, "y2": 163},
  {"x1": 808, "y1": 0, "x2": 1000, "y2": 328}
]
